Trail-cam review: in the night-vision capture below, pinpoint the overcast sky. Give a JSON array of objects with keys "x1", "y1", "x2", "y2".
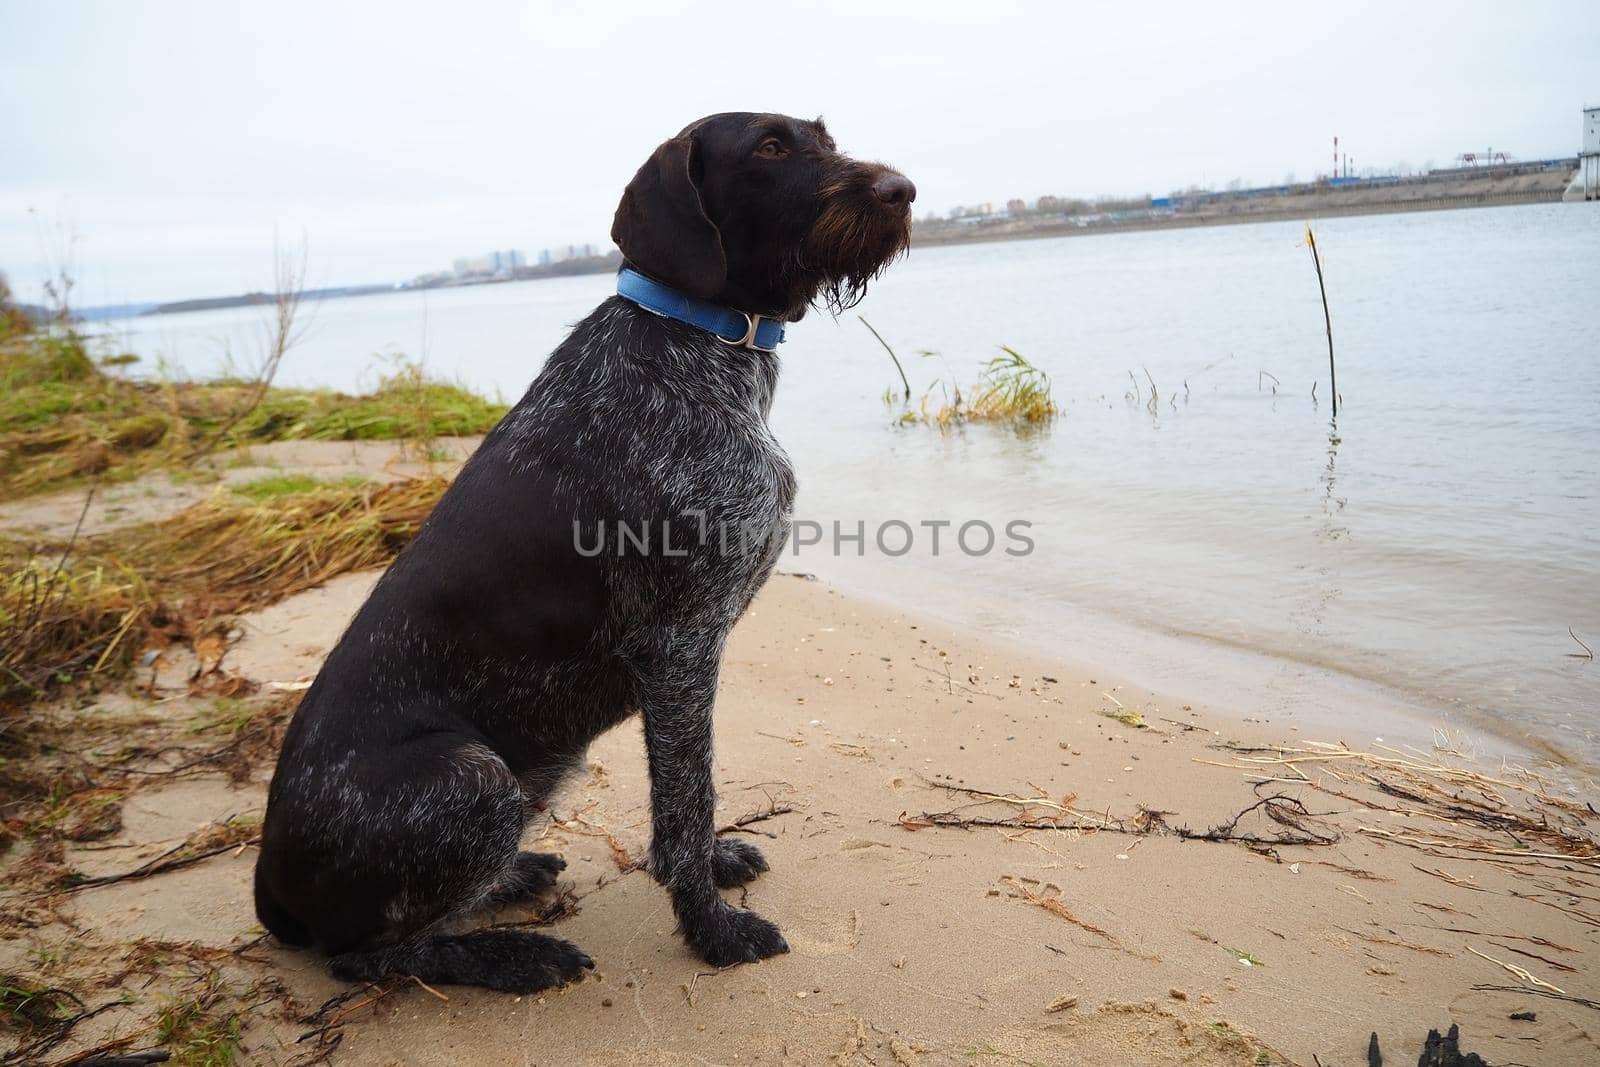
[{"x1": 2, "y1": 1, "x2": 1595, "y2": 305}]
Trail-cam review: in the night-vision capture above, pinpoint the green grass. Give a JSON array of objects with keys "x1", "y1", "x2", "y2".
[
  {"x1": 185, "y1": 698, "x2": 258, "y2": 736},
  {"x1": 155, "y1": 992, "x2": 243, "y2": 1067},
  {"x1": 1, "y1": 976, "x2": 73, "y2": 1031},
  {"x1": 229, "y1": 473, "x2": 368, "y2": 501}
]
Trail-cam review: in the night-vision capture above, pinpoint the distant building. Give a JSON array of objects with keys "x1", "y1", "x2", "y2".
[
  {"x1": 1005, "y1": 198, "x2": 1027, "y2": 216},
  {"x1": 538, "y1": 243, "x2": 601, "y2": 264},
  {"x1": 452, "y1": 249, "x2": 525, "y2": 277}
]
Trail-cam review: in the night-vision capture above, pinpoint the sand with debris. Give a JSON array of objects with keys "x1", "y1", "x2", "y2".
[{"x1": 3, "y1": 440, "x2": 1598, "y2": 1066}]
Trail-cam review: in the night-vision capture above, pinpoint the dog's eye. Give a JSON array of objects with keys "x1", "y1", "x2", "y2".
[{"x1": 755, "y1": 138, "x2": 786, "y2": 159}]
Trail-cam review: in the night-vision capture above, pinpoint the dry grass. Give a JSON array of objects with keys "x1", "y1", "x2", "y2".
[
  {"x1": 1204, "y1": 740, "x2": 1600, "y2": 868},
  {"x1": 0, "y1": 546, "x2": 155, "y2": 717},
  {"x1": 118, "y1": 474, "x2": 447, "y2": 611},
  {"x1": 1, "y1": 476, "x2": 448, "y2": 715}
]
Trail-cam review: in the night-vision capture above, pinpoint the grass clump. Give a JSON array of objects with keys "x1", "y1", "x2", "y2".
[
  {"x1": 155, "y1": 985, "x2": 244, "y2": 1067},
  {"x1": 968, "y1": 347, "x2": 1057, "y2": 422},
  {"x1": 0, "y1": 548, "x2": 157, "y2": 714},
  {"x1": 0, "y1": 329, "x2": 505, "y2": 498},
  {"x1": 884, "y1": 343, "x2": 1058, "y2": 430}
]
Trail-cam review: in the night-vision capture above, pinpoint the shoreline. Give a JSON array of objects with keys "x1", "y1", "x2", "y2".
[{"x1": 800, "y1": 558, "x2": 1584, "y2": 776}]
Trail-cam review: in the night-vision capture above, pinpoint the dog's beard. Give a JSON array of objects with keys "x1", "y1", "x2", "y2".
[{"x1": 791, "y1": 174, "x2": 912, "y2": 316}]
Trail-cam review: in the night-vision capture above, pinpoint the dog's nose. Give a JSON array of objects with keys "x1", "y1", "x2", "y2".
[{"x1": 873, "y1": 174, "x2": 916, "y2": 207}]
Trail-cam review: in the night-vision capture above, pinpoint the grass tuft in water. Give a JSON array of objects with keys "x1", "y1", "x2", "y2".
[{"x1": 887, "y1": 346, "x2": 1057, "y2": 430}]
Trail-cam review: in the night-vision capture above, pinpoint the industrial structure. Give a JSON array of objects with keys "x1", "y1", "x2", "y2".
[{"x1": 1583, "y1": 105, "x2": 1600, "y2": 201}]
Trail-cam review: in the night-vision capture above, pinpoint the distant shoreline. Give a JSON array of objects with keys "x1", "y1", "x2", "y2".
[
  {"x1": 912, "y1": 165, "x2": 1578, "y2": 250},
  {"x1": 131, "y1": 252, "x2": 625, "y2": 319},
  {"x1": 912, "y1": 187, "x2": 1567, "y2": 250},
  {"x1": 108, "y1": 164, "x2": 1583, "y2": 322}
]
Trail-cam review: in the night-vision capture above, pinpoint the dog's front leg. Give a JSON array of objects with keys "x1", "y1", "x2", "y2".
[{"x1": 640, "y1": 640, "x2": 789, "y2": 966}]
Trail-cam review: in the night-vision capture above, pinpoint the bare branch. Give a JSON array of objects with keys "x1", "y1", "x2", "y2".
[{"x1": 188, "y1": 232, "x2": 312, "y2": 460}]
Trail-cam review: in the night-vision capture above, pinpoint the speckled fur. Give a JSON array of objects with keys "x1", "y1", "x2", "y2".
[{"x1": 255, "y1": 112, "x2": 911, "y2": 994}]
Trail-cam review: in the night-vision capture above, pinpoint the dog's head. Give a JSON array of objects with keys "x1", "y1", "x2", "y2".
[{"x1": 611, "y1": 112, "x2": 914, "y2": 321}]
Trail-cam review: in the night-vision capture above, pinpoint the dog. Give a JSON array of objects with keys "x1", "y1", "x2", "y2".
[{"x1": 254, "y1": 112, "x2": 914, "y2": 993}]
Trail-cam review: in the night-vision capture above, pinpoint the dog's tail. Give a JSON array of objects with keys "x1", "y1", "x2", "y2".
[
  {"x1": 253, "y1": 861, "x2": 315, "y2": 947},
  {"x1": 329, "y1": 929, "x2": 594, "y2": 994}
]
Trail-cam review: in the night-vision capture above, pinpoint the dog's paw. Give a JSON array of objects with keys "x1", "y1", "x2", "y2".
[
  {"x1": 689, "y1": 903, "x2": 789, "y2": 967},
  {"x1": 712, "y1": 837, "x2": 769, "y2": 888},
  {"x1": 514, "y1": 850, "x2": 567, "y2": 884},
  {"x1": 483, "y1": 936, "x2": 595, "y2": 993},
  {"x1": 489, "y1": 851, "x2": 566, "y2": 903}
]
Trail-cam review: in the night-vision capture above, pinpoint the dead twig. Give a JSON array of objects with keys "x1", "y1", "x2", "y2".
[
  {"x1": 716, "y1": 803, "x2": 796, "y2": 838},
  {"x1": 1001, "y1": 877, "x2": 1119, "y2": 946},
  {"x1": 66, "y1": 819, "x2": 259, "y2": 891},
  {"x1": 294, "y1": 981, "x2": 402, "y2": 1055}
]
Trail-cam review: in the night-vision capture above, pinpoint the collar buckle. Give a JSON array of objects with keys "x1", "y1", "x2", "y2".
[{"x1": 720, "y1": 311, "x2": 777, "y2": 353}]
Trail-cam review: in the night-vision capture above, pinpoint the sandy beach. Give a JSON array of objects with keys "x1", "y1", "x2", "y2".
[{"x1": 3, "y1": 438, "x2": 1597, "y2": 1066}]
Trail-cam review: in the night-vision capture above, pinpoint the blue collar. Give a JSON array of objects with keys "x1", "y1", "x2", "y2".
[{"x1": 616, "y1": 268, "x2": 787, "y2": 352}]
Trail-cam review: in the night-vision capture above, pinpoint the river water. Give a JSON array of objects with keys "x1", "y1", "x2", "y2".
[{"x1": 108, "y1": 203, "x2": 1600, "y2": 761}]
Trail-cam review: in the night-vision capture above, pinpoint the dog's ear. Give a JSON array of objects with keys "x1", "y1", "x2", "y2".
[{"x1": 611, "y1": 134, "x2": 727, "y2": 299}]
